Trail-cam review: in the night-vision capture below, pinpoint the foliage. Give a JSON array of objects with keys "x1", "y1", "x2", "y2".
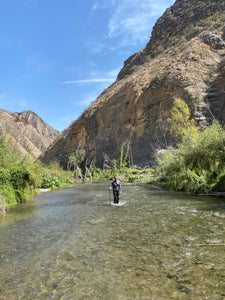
[
  {"x1": 169, "y1": 98, "x2": 198, "y2": 141},
  {"x1": 184, "y1": 24, "x2": 201, "y2": 40},
  {"x1": 155, "y1": 98, "x2": 225, "y2": 194},
  {"x1": 0, "y1": 135, "x2": 19, "y2": 169},
  {"x1": 68, "y1": 149, "x2": 95, "y2": 181},
  {"x1": 8, "y1": 165, "x2": 31, "y2": 190},
  {"x1": 41, "y1": 173, "x2": 60, "y2": 189},
  {"x1": 0, "y1": 185, "x2": 17, "y2": 206},
  {"x1": 112, "y1": 159, "x2": 118, "y2": 175},
  {"x1": 119, "y1": 146, "x2": 128, "y2": 172},
  {"x1": 90, "y1": 166, "x2": 103, "y2": 178},
  {"x1": 0, "y1": 134, "x2": 72, "y2": 207},
  {"x1": 151, "y1": 45, "x2": 164, "y2": 58}
]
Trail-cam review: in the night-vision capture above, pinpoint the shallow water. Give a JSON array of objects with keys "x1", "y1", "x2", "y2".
[{"x1": 0, "y1": 182, "x2": 225, "y2": 299}]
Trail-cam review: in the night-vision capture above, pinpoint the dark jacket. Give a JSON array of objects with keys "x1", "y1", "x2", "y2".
[{"x1": 111, "y1": 180, "x2": 122, "y2": 191}]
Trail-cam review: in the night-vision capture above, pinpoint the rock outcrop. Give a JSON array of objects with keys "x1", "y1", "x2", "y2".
[
  {"x1": 41, "y1": 0, "x2": 225, "y2": 168},
  {"x1": 0, "y1": 109, "x2": 59, "y2": 158}
]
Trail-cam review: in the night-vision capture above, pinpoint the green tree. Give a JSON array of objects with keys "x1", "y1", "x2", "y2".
[
  {"x1": 169, "y1": 98, "x2": 198, "y2": 141},
  {"x1": 119, "y1": 145, "x2": 128, "y2": 172}
]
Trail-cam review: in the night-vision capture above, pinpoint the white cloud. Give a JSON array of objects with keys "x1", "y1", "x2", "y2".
[
  {"x1": 61, "y1": 66, "x2": 121, "y2": 85},
  {"x1": 92, "y1": 0, "x2": 116, "y2": 10},
  {"x1": 93, "y1": 0, "x2": 175, "y2": 46},
  {"x1": 109, "y1": 0, "x2": 174, "y2": 43},
  {"x1": 61, "y1": 78, "x2": 115, "y2": 85}
]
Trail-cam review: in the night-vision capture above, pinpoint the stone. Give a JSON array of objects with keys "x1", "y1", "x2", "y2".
[{"x1": 200, "y1": 32, "x2": 225, "y2": 49}]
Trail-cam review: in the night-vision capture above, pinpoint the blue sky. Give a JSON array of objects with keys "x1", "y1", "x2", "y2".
[{"x1": 0, "y1": 0, "x2": 175, "y2": 132}]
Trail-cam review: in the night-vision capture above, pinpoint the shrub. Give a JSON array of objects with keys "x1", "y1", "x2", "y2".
[
  {"x1": 41, "y1": 173, "x2": 60, "y2": 189},
  {"x1": 157, "y1": 98, "x2": 225, "y2": 194},
  {"x1": 128, "y1": 175, "x2": 141, "y2": 183},
  {"x1": 0, "y1": 185, "x2": 17, "y2": 206},
  {"x1": 90, "y1": 166, "x2": 103, "y2": 178},
  {"x1": 8, "y1": 165, "x2": 31, "y2": 190}
]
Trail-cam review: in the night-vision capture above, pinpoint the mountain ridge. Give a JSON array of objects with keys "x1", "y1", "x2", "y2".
[
  {"x1": 0, "y1": 109, "x2": 59, "y2": 158},
  {"x1": 40, "y1": 0, "x2": 225, "y2": 168}
]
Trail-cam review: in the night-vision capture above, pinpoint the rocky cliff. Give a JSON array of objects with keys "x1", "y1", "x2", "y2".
[
  {"x1": 41, "y1": 0, "x2": 225, "y2": 168},
  {"x1": 0, "y1": 109, "x2": 59, "y2": 158}
]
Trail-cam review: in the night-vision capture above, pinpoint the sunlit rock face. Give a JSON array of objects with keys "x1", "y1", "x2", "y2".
[
  {"x1": 41, "y1": 0, "x2": 225, "y2": 168},
  {"x1": 0, "y1": 109, "x2": 59, "y2": 158}
]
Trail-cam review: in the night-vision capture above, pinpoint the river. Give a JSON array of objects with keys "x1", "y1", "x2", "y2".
[{"x1": 0, "y1": 182, "x2": 225, "y2": 299}]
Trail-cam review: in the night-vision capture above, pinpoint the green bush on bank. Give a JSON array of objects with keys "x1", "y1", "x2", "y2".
[
  {"x1": 154, "y1": 98, "x2": 225, "y2": 194},
  {"x1": 0, "y1": 135, "x2": 73, "y2": 207}
]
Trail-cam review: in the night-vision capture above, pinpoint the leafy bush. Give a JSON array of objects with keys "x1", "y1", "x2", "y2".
[
  {"x1": 156, "y1": 98, "x2": 225, "y2": 194},
  {"x1": 8, "y1": 165, "x2": 31, "y2": 190},
  {"x1": 128, "y1": 175, "x2": 141, "y2": 183},
  {"x1": 15, "y1": 189, "x2": 31, "y2": 203},
  {"x1": 90, "y1": 166, "x2": 103, "y2": 178},
  {"x1": 0, "y1": 133, "x2": 73, "y2": 207},
  {"x1": 0, "y1": 185, "x2": 17, "y2": 206},
  {"x1": 41, "y1": 173, "x2": 60, "y2": 189}
]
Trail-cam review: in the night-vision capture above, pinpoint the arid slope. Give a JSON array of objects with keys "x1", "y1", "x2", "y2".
[
  {"x1": 0, "y1": 110, "x2": 59, "y2": 158},
  {"x1": 41, "y1": 0, "x2": 225, "y2": 167}
]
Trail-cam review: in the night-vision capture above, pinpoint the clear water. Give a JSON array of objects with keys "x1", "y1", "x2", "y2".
[{"x1": 0, "y1": 182, "x2": 225, "y2": 299}]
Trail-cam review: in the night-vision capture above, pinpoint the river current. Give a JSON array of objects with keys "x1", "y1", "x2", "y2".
[{"x1": 0, "y1": 182, "x2": 225, "y2": 299}]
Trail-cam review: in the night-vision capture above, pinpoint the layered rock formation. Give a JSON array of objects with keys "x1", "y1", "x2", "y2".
[
  {"x1": 41, "y1": 0, "x2": 225, "y2": 167},
  {"x1": 0, "y1": 109, "x2": 59, "y2": 158}
]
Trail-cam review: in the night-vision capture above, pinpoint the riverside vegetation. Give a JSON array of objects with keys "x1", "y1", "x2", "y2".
[
  {"x1": 0, "y1": 135, "x2": 72, "y2": 211},
  {"x1": 153, "y1": 98, "x2": 225, "y2": 194},
  {"x1": 2, "y1": 97, "x2": 225, "y2": 211}
]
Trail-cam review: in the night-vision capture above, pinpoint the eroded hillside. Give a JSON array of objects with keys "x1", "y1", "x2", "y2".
[
  {"x1": 41, "y1": 0, "x2": 225, "y2": 167},
  {"x1": 0, "y1": 110, "x2": 59, "y2": 158}
]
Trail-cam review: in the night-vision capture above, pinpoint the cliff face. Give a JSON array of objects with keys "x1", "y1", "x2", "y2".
[
  {"x1": 0, "y1": 110, "x2": 59, "y2": 158},
  {"x1": 41, "y1": 0, "x2": 225, "y2": 168}
]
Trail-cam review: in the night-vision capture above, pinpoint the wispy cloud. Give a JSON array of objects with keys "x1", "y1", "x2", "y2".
[
  {"x1": 61, "y1": 78, "x2": 115, "y2": 85},
  {"x1": 109, "y1": 0, "x2": 174, "y2": 44},
  {"x1": 61, "y1": 67, "x2": 120, "y2": 85},
  {"x1": 68, "y1": 69, "x2": 121, "y2": 107},
  {"x1": 92, "y1": 0, "x2": 116, "y2": 10},
  {"x1": 93, "y1": 0, "x2": 174, "y2": 46}
]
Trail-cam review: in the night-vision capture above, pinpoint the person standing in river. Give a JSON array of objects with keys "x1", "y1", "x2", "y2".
[{"x1": 109, "y1": 175, "x2": 122, "y2": 204}]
